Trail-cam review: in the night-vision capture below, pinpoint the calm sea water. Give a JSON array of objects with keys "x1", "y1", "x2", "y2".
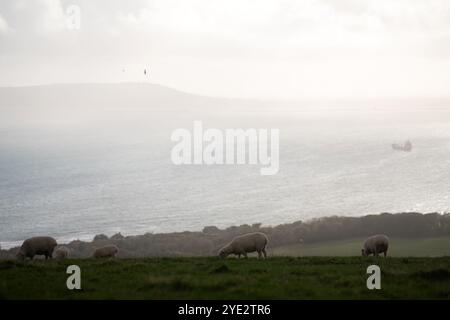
[{"x1": 1, "y1": 104, "x2": 450, "y2": 248}]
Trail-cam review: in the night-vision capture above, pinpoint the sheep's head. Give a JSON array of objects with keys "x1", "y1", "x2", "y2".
[{"x1": 218, "y1": 247, "x2": 229, "y2": 259}]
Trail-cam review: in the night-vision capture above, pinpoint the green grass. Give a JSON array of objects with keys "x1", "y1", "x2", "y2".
[
  {"x1": 271, "y1": 236, "x2": 450, "y2": 257},
  {"x1": 1, "y1": 256, "x2": 450, "y2": 299}
]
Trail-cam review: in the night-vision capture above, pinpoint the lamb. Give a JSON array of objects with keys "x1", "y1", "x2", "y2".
[
  {"x1": 53, "y1": 246, "x2": 70, "y2": 259},
  {"x1": 16, "y1": 236, "x2": 57, "y2": 260},
  {"x1": 218, "y1": 232, "x2": 268, "y2": 259},
  {"x1": 92, "y1": 245, "x2": 119, "y2": 258},
  {"x1": 362, "y1": 234, "x2": 389, "y2": 257}
]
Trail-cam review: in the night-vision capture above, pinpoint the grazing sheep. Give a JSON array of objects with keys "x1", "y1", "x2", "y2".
[
  {"x1": 219, "y1": 232, "x2": 268, "y2": 259},
  {"x1": 362, "y1": 234, "x2": 389, "y2": 257},
  {"x1": 53, "y1": 246, "x2": 70, "y2": 259},
  {"x1": 92, "y1": 245, "x2": 119, "y2": 258},
  {"x1": 16, "y1": 236, "x2": 57, "y2": 260}
]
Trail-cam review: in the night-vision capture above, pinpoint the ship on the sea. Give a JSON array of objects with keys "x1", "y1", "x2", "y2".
[{"x1": 392, "y1": 140, "x2": 412, "y2": 152}]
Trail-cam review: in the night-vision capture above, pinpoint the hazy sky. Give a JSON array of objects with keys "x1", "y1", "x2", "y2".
[{"x1": 0, "y1": 0, "x2": 450, "y2": 99}]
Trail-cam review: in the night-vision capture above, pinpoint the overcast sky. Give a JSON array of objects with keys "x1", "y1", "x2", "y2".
[{"x1": 0, "y1": 0, "x2": 450, "y2": 99}]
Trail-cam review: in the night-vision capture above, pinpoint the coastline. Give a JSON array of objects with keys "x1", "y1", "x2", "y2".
[{"x1": 1, "y1": 212, "x2": 449, "y2": 257}]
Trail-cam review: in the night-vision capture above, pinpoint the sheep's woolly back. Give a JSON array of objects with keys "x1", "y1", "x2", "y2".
[
  {"x1": 53, "y1": 246, "x2": 69, "y2": 259},
  {"x1": 222, "y1": 232, "x2": 268, "y2": 256},
  {"x1": 363, "y1": 234, "x2": 389, "y2": 255},
  {"x1": 93, "y1": 245, "x2": 119, "y2": 258},
  {"x1": 19, "y1": 236, "x2": 57, "y2": 258}
]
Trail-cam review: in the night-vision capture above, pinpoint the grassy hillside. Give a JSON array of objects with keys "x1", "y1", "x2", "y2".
[
  {"x1": 1, "y1": 257, "x2": 450, "y2": 299},
  {"x1": 271, "y1": 236, "x2": 450, "y2": 257}
]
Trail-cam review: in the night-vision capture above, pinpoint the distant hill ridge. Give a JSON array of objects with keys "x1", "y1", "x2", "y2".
[
  {"x1": 0, "y1": 82, "x2": 226, "y2": 109},
  {"x1": 1, "y1": 83, "x2": 450, "y2": 109}
]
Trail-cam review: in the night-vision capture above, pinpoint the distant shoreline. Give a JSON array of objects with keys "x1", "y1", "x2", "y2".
[
  {"x1": 0, "y1": 211, "x2": 445, "y2": 249},
  {"x1": 1, "y1": 212, "x2": 449, "y2": 258}
]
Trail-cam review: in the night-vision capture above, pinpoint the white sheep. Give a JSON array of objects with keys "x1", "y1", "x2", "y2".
[
  {"x1": 53, "y1": 246, "x2": 70, "y2": 259},
  {"x1": 219, "y1": 232, "x2": 268, "y2": 259},
  {"x1": 16, "y1": 236, "x2": 57, "y2": 260},
  {"x1": 362, "y1": 234, "x2": 389, "y2": 257},
  {"x1": 92, "y1": 245, "x2": 119, "y2": 258}
]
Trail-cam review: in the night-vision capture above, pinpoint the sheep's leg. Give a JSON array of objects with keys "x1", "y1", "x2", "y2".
[
  {"x1": 243, "y1": 252, "x2": 248, "y2": 259},
  {"x1": 384, "y1": 251, "x2": 387, "y2": 257},
  {"x1": 238, "y1": 254, "x2": 241, "y2": 259},
  {"x1": 257, "y1": 250, "x2": 262, "y2": 259},
  {"x1": 262, "y1": 249, "x2": 267, "y2": 259}
]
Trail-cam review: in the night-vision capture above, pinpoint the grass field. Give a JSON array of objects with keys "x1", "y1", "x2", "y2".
[
  {"x1": 1, "y1": 256, "x2": 450, "y2": 299},
  {"x1": 271, "y1": 236, "x2": 450, "y2": 257}
]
